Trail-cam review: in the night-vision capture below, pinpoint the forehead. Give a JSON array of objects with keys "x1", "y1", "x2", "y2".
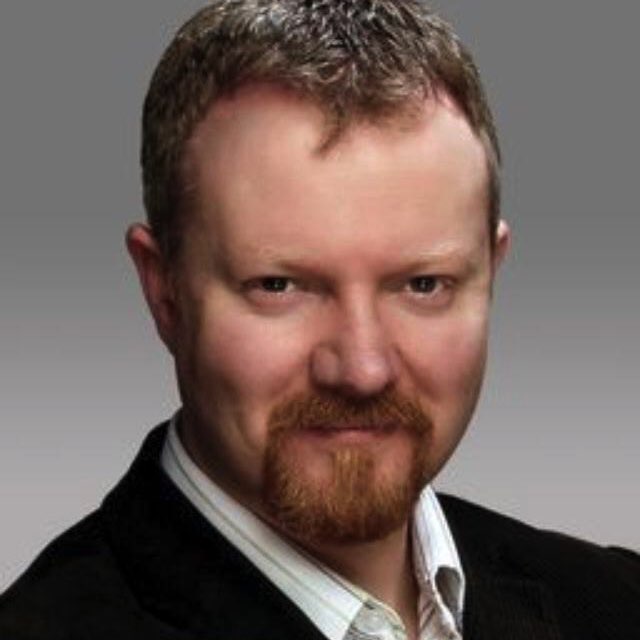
[{"x1": 181, "y1": 85, "x2": 490, "y2": 265}]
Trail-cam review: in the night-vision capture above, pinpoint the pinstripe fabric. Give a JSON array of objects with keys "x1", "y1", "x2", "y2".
[
  {"x1": 2, "y1": 423, "x2": 638, "y2": 638},
  {"x1": 161, "y1": 415, "x2": 465, "y2": 640}
]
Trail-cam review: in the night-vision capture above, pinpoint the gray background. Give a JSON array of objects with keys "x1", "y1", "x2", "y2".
[{"x1": 1, "y1": 1, "x2": 638, "y2": 591}]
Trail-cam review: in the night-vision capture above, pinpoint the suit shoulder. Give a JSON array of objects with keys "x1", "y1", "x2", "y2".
[
  {"x1": 0, "y1": 510, "x2": 138, "y2": 638},
  {"x1": 438, "y1": 493, "x2": 640, "y2": 590}
]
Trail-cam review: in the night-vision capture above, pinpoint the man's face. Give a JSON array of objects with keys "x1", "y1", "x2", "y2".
[{"x1": 134, "y1": 86, "x2": 507, "y2": 546}]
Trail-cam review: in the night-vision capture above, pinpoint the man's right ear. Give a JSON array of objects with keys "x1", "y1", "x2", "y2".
[{"x1": 126, "y1": 223, "x2": 178, "y2": 354}]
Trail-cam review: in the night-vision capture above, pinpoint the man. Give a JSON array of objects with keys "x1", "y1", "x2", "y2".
[{"x1": 1, "y1": 1, "x2": 638, "y2": 638}]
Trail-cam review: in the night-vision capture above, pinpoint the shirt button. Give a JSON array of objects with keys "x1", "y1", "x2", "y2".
[{"x1": 356, "y1": 606, "x2": 389, "y2": 634}]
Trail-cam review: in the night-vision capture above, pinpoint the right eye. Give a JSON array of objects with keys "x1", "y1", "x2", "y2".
[
  {"x1": 241, "y1": 276, "x2": 303, "y2": 312},
  {"x1": 254, "y1": 276, "x2": 293, "y2": 293}
]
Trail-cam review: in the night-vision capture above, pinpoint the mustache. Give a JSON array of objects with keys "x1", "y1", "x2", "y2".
[{"x1": 267, "y1": 389, "x2": 431, "y2": 436}]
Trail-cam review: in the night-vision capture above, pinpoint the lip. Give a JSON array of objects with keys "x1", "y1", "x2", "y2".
[{"x1": 297, "y1": 423, "x2": 397, "y2": 443}]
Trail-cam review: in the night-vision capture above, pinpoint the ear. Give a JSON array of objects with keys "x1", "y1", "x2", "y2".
[
  {"x1": 492, "y1": 219, "x2": 511, "y2": 273},
  {"x1": 126, "y1": 223, "x2": 178, "y2": 354}
]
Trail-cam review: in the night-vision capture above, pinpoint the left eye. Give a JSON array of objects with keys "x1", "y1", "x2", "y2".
[
  {"x1": 407, "y1": 275, "x2": 440, "y2": 294},
  {"x1": 256, "y1": 277, "x2": 293, "y2": 293}
]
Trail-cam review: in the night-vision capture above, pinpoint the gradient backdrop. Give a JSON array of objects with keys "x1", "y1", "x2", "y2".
[{"x1": 1, "y1": 1, "x2": 638, "y2": 590}]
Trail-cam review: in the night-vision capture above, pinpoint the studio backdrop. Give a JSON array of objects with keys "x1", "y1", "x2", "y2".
[{"x1": 1, "y1": 1, "x2": 638, "y2": 591}]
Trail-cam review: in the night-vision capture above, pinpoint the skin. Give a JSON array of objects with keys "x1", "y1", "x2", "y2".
[{"x1": 127, "y1": 85, "x2": 510, "y2": 638}]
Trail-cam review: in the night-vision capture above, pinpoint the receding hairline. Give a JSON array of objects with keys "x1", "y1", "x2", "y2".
[
  {"x1": 175, "y1": 81, "x2": 496, "y2": 256},
  {"x1": 142, "y1": 0, "x2": 502, "y2": 260},
  {"x1": 184, "y1": 79, "x2": 476, "y2": 154}
]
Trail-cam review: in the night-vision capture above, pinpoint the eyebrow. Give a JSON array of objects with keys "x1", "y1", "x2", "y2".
[
  {"x1": 225, "y1": 240, "x2": 485, "y2": 279},
  {"x1": 389, "y1": 256, "x2": 482, "y2": 283},
  {"x1": 405, "y1": 243, "x2": 485, "y2": 271}
]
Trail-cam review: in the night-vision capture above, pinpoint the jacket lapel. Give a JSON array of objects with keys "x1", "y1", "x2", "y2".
[
  {"x1": 463, "y1": 575, "x2": 563, "y2": 640},
  {"x1": 101, "y1": 428, "x2": 568, "y2": 640},
  {"x1": 440, "y1": 494, "x2": 564, "y2": 640},
  {"x1": 101, "y1": 425, "x2": 327, "y2": 640}
]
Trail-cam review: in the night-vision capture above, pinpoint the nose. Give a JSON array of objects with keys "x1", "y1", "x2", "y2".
[{"x1": 310, "y1": 295, "x2": 399, "y2": 397}]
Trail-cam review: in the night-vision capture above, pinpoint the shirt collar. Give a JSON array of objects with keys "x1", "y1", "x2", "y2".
[
  {"x1": 413, "y1": 486, "x2": 466, "y2": 630},
  {"x1": 161, "y1": 413, "x2": 464, "y2": 639}
]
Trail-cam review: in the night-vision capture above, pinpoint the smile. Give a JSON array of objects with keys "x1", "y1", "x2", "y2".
[{"x1": 296, "y1": 423, "x2": 398, "y2": 443}]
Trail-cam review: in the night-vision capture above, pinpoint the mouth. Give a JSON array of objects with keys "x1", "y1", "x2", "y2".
[{"x1": 296, "y1": 423, "x2": 398, "y2": 444}]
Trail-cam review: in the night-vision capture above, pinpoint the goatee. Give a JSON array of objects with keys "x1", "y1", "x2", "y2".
[{"x1": 262, "y1": 389, "x2": 433, "y2": 545}]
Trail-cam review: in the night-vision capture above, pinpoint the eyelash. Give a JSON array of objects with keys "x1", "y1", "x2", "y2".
[
  {"x1": 244, "y1": 275, "x2": 450, "y2": 299},
  {"x1": 405, "y1": 275, "x2": 444, "y2": 295},
  {"x1": 252, "y1": 276, "x2": 293, "y2": 293}
]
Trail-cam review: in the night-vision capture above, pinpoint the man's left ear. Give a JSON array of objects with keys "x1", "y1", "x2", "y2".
[{"x1": 492, "y1": 219, "x2": 511, "y2": 274}]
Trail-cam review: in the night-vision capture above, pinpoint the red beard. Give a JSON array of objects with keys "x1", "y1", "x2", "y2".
[{"x1": 262, "y1": 389, "x2": 433, "y2": 544}]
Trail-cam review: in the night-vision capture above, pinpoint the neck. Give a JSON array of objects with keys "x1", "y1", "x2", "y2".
[{"x1": 301, "y1": 525, "x2": 420, "y2": 639}]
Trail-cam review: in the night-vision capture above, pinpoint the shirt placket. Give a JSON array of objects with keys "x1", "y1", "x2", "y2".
[{"x1": 346, "y1": 600, "x2": 408, "y2": 640}]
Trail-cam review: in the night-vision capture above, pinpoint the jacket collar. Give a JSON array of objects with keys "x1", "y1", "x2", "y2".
[
  {"x1": 439, "y1": 494, "x2": 564, "y2": 640},
  {"x1": 101, "y1": 424, "x2": 564, "y2": 640},
  {"x1": 101, "y1": 424, "x2": 327, "y2": 639}
]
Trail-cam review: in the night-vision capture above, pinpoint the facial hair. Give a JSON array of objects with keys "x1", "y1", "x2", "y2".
[{"x1": 262, "y1": 389, "x2": 433, "y2": 545}]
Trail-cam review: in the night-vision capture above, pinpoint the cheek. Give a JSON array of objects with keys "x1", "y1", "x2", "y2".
[
  {"x1": 399, "y1": 308, "x2": 489, "y2": 414},
  {"x1": 397, "y1": 309, "x2": 488, "y2": 474},
  {"x1": 436, "y1": 315, "x2": 487, "y2": 392},
  {"x1": 175, "y1": 296, "x2": 316, "y2": 499},
  {"x1": 186, "y1": 303, "x2": 311, "y2": 439}
]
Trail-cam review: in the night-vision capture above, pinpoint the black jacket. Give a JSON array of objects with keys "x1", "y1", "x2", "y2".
[{"x1": 1, "y1": 424, "x2": 639, "y2": 639}]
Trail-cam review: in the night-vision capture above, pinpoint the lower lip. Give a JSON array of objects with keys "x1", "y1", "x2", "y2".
[{"x1": 299, "y1": 426, "x2": 395, "y2": 444}]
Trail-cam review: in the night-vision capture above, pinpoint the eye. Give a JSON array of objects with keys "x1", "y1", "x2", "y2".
[
  {"x1": 407, "y1": 275, "x2": 441, "y2": 294},
  {"x1": 241, "y1": 276, "x2": 301, "y2": 310},
  {"x1": 401, "y1": 275, "x2": 454, "y2": 310},
  {"x1": 255, "y1": 276, "x2": 293, "y2": 293}
]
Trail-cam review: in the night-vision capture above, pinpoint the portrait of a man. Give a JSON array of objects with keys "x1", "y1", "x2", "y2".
[{"x1": 1, "y1": 1, "x2": 638, "y2": 639}]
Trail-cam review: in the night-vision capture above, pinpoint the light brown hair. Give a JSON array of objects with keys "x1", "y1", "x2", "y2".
[{"x1": 142, "y1": 0, "x2": 501, "y2": 260}]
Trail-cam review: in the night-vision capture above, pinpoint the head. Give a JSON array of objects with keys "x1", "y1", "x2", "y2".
[{"x1": 128, "y1": 0, "x2": 510, "y2": 547}]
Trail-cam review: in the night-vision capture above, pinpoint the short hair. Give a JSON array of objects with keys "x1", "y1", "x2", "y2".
[{"x1": 142, "y1": 0, "x2": 501, "y2": 260}]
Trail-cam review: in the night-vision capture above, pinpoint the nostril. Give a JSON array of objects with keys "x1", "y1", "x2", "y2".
[
  {"x1": 311, "y1": 341, "x2": 397, "y2": 397},
  {"x1": 310, "y1": 299, "x2": 398, "y2": 394},
  {"x1": 340, "y1": 351, "x2": 396, "y2": 396}
]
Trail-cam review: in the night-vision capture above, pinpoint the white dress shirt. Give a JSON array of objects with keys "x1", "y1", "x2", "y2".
[{"x1": 161, "y1": 415, "x2": 465, "y2": 640}]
